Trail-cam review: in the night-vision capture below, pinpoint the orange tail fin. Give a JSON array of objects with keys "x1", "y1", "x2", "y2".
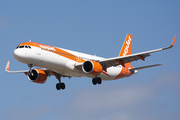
[{"x1": 119, "y1": 34, "x2": 132, "y2": 67}]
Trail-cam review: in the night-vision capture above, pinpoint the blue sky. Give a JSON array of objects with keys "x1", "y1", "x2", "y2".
[{"x1": 1, "y1": 0, "x2": 180, "y2": 120}]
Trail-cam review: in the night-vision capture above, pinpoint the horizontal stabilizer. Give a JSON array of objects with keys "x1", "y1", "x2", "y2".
[{"x1": 129, "y1": 64, "x2": 162, "y2": 72}]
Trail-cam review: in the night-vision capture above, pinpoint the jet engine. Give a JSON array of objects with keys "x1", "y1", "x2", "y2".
[
  {"x1": 82, "y1": 60, "x2": 103, "y2": 75},
  {"x1": 26, "y1": 69, "x2": 47, "y2": 84}
]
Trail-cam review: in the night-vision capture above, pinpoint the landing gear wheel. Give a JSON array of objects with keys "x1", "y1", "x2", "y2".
[
  {"x1": 92, "y1": 78, "x2": 97, "y2": 85},
  {"x1": 56, "y1": 83, "x2": 65, "y2": 90},
  {"x1": 92, "y1": 77, "x2": 102, "y2": 85},
  {"x1": 60, "y1": 83, "x2": 65, "y2": 90},
  {"x1": 56, "y1": 83, "x2": 61, "y2": 90},
  {"x1": 97, "y1": 77, "x2": 102, "y2": 84}
]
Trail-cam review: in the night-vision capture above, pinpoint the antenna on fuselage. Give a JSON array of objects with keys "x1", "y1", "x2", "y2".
[{"x1": 29, "y1": 40, "x2": 31, "y2": 42}]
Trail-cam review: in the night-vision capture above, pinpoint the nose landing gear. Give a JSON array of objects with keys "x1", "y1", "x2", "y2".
[{"x1": 28, "y1": 64, "x2": 34, "y2": 76}]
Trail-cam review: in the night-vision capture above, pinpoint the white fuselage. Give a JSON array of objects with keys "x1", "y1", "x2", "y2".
[{"x1": 13, "y1": 44, "x2": 132, "y2": 80}]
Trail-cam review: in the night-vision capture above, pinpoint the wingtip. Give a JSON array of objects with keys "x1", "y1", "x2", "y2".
[
  {"x1": 157, "y1": 64, "x2": 163, "y2": 66},
  {"x1": 5, "y1": 60, "x2": 10, "y2": 72},
  {"x1": 172, "y1": 34, "x2": 176, "y2": 46}
]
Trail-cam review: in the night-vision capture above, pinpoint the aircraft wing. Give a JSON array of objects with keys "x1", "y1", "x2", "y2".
[
  {"x1": 100, "y1": 34, "x2": 176, "y2": 68},
  {"x1": 75, "y1": 34, "x2": 176, "y2": 69},
  {"x1": 5, "y1": 60, "x2": 51, "y2": 74},
  {"x1": 5, "y1": 60, "x2": 71, "y2": 78},
  {"x1": 5, "y1": 60, "x2": 29, "y2": 73},
  {"x1": 99, "y1": 34, "x2": 176, "y2": 68},
  {"x1": 99, "y1": 52, "x2": 150, "y2": 68}
]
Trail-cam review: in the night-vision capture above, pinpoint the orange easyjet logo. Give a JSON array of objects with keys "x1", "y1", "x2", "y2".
[
  {"x1": 39, "y1": 45, "x2": 56, "y2": 51},
  {"x1": 123, "y1": 36, "x2": 132, "y2": 56}
]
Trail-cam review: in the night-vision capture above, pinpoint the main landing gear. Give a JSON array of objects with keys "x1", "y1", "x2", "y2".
[
  {"x1": 55, "y1": 75, "x2": 102, "y2": 90},
  {"x1": 56, "y1": 83, "x2": 65, "y2": 90},
  {"x1": 55, "y1": 73, "x2": 65, "y2": 90},
  {"x1": 92, "y1": 77, "x2": 102, "y2": 85}
]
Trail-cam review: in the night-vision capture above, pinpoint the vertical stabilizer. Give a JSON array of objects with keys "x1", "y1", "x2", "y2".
[{"x1": 119, "y1": 34, "x2": 132, "y2": 67}]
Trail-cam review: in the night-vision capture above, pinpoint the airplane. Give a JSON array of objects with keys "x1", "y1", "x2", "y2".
[{"x1": 5, "y1": 34, "x2": 176, "y2": 90}]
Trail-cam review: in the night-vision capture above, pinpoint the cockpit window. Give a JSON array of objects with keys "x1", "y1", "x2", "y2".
[
  {"x1": 16, "y1": 45, "x2": 31, "y2": 49},
  {"x1": 19, "y1": 46, "x2": 24, "y2": 48}
]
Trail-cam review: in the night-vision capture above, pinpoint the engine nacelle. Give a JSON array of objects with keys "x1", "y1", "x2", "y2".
[
  {"x1": 26, "y1": 69, "x2": 47, "y2": 84},
  {"x1": 82, "y1": 60, "x2": 103, "y2": 75}
]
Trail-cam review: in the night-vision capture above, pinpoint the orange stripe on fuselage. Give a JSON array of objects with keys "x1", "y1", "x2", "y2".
[{"x1": 18, "y1": 42, "x2": 86, "y2": 63}]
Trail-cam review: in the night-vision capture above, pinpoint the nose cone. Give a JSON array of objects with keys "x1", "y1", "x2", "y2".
[{"x1": 13, "y1": 49, "x2": 27, "y2": 62}]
